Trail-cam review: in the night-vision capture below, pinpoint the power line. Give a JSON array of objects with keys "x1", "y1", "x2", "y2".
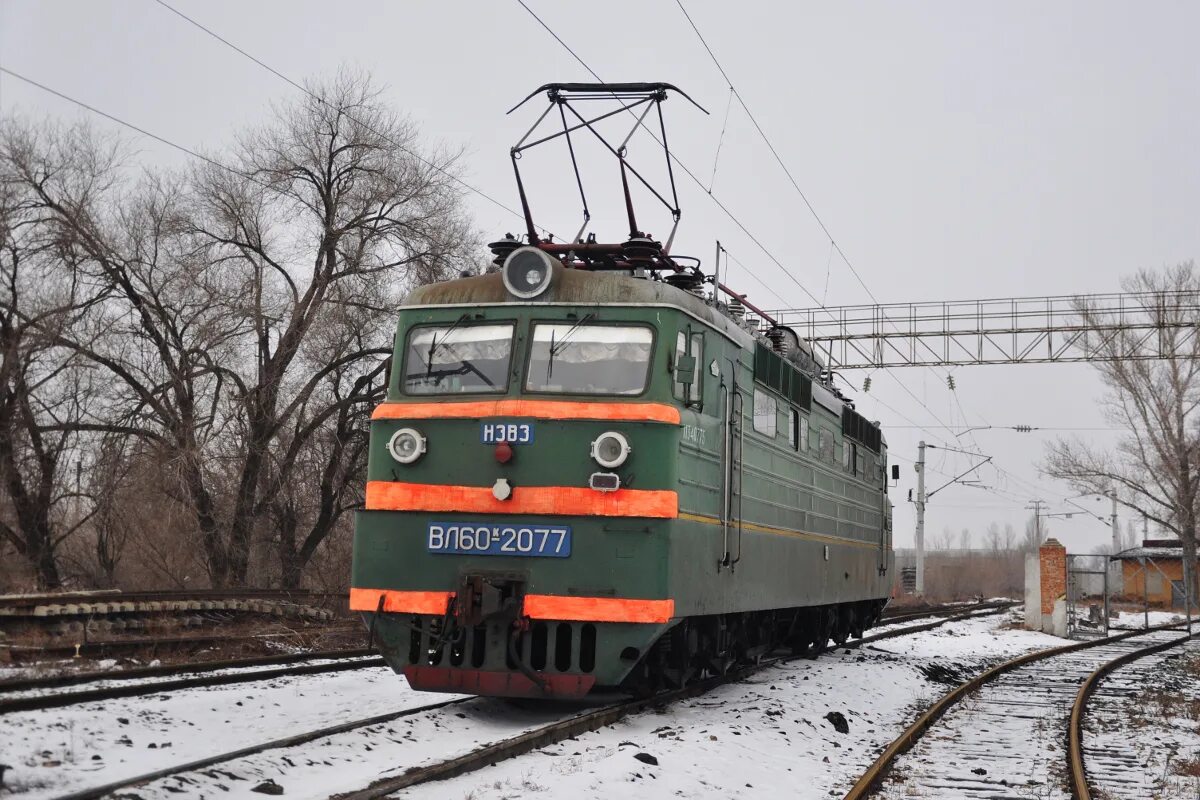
[
  {"x1": 666, "y1": 2, "x2": 981, "y2": 447},
  {"x1": 672, "y1": 0, "x2": 877, "y2": 303},
  {"x1": 514, "y1": 0, "x2": 962, "y2": 438},
  {"x1": 721, "y1": 248, "x2": 791, "y2": 308},
  {"x1": 151, "y1": 0, "x2": 551, "y2": 238},
  {"x1": 519, "y1": 0, "x2": 981, "y2": 472},
  {"x1": 0, "y1": 66, "x2": 269, "y2": 187},
  {"x1": 515, "y1": 0, "x2": 827, "y2": 310}
]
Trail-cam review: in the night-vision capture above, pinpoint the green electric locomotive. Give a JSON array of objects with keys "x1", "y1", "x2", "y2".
[{"x1": 350, "y1": 83, "x2": 894, "y2": 698}]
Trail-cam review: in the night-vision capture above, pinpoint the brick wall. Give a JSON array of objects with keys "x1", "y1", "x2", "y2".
[{"x1": 1039, "y1": 538, "x2": 1067, "y2": 616}]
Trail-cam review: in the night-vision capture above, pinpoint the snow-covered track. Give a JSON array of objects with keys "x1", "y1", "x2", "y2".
[
  {"x1": 50, "y1": 697, "x2": 469, "y2": 800},
  {"x1": 21, "y1": 604, "x2": 1012, "y2": 800},
  {"x1": 3, "y1": 601, "x2": 1012, "y2": 716},
  {"x1": 878, "y1": 600, "x2": 1012, "y2": 626},
  {"x1": 0, "y1": 649, "x2": 383, "y2": 713},
  {"x1": 328, "y1": 605, "x2": 1017, "y2": 799},
  {"x1": 845, "y1": 623, "x2": 1192, "y2": 800},
  {"x1": 1068, "y1": 629, "x2": 1195, "y2": 799}
]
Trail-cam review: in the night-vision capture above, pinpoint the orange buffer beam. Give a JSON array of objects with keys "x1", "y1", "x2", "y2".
[
  {"x1": 524, "y1": 595, "x2": 675, "y2": 624},
  {"x1": 349, "y1": 588, "x2": 674, "y2": 624},
  {"x1": 372, "y1": 399, "x2": 681, "y2": 425},
  {"x1": 349, "y1": 588, "x2": 453, "y2": 615},
  {"x1": 365, "y1": 481, "x2": 678, "y2": 519}
]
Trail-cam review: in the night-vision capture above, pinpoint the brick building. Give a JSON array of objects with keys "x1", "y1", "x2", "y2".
[{"x1": 1111, "y1": 539, "x2": 1198, "y2": 608}]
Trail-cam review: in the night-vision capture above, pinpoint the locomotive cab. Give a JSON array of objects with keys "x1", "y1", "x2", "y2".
[
  {"x1": 351, "y1": 83, "x2": 891, "y2": 699},
  {"x1": 351, "y1": 253, "x2": 892, "y2": 698}
]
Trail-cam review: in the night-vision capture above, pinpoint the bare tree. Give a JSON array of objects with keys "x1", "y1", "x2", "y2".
[
  {"x1": 2, "y1": 70, "x2": 477, "y2": 588},
  {"x1": 1003, "y1": 522, "x2": 1016, "y2": 551},
  {"x1": 184, "y1": 68, "x2": 477, "y2": 584},
  {"x1": 1044, "y1": 263, "x2": 1200, "y2": 602},
  {"x1": 0, "y1": 124, "x2": 108, "y2": 587},
  {"x1": 985, "y1": 522, "x2": 1002, "y2": 552},
  {"x1": 1022, "y1": 513, "x2": 1047, "y2": 552}
]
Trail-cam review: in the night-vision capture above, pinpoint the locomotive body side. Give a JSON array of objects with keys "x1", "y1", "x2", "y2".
[{"x1": 351, "y1": 267, "x2": 893, "y2": 697}]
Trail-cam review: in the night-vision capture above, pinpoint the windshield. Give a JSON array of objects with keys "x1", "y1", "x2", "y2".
[
  {"x1": 525, "y1": 323, "x2": 653, "y2": 395},
  {"x1": 403, "y1": 323, "x2": 513, "y2": 394}
]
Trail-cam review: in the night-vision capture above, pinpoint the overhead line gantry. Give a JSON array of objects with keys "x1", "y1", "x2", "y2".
[{"x1": 770, "y1": 291, "x2": 1200, "y2": 370}]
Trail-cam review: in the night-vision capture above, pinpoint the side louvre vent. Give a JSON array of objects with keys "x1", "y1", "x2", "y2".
[
  {"x1": 842, "y1": 407, "x2": 882, "y2": 453},
  {"x1": 754, "y1": 343, "x2": 812, "y2": 412}
]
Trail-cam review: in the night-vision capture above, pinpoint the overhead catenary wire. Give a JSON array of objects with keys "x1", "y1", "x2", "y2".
[
  {"x1": 516, "y1": 1, "x2": 971, "y2": 447},
  {"x1": 707, "y1": 86, "x2": 735, "y2": 193},
  {"x1": 0, "y1": 64, "x2": 285, "y2": 199},
  {"x1": 515, "y1": 0, "x2": 829, "y2": 311},
  {"x1": 673, "y1": 0, "x2": 877, "y2": 304},
  {"x1": 149, "y1": 0, "x2": 554, "y2": 240},
  {"x1": 160, "y1": 0, "x2": 1061, "y2": 519},
  {"x1": 683, "y1": 22, "x2": 1067, "y2": 514},
  {"x1": 664, "y1": 2, "x2": 982, "y2": 447}
]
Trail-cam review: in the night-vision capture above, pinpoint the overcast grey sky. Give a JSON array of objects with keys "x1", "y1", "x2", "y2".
[{"x1": 3, "y1": 1, "x2": 1197, "y2": 553}]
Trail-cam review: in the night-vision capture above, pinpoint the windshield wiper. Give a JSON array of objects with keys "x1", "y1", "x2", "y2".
[
  {"x1": 408, "y1": 362, "x2": 496, "y2": 388},
  {"x1": 426, "y1": 313, "x2": 470, "y2": 379},
  {"x1": 545, "y1": 313, "x2": 596, "y2": 383},
  {"x1": 550, "y1": 313, "x2": 596, "y2": 357}
]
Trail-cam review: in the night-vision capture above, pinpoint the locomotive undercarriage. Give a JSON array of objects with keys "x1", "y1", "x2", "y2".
[
  {"x1": 623, "y1": 599, "x2": 887, "y2": 696},
  {"x1": 370, "y1": 596, "x2": 887, "y2": 699}
]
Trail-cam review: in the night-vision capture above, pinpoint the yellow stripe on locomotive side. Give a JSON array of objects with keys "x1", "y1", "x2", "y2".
[{"x1": 677, "y1": 511, "x2": 881, "y2": 549}]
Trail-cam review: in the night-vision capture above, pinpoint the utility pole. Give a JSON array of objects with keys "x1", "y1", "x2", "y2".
[
  {"x1": 1026, "y1": 499, "x2": 1047, "y2": 544},
  {"x1": 915, "y1": 440, "x2": 926, "y2": 595},
  {"x1": 1109, "y1": 492, "x2": 1119, "y2": 553}
]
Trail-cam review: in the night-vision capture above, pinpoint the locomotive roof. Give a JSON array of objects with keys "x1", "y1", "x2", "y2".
[{"x1": 403, "y1": 264, "x2": 757, "y2": 347}]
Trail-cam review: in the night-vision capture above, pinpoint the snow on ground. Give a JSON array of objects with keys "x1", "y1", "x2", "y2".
[
  {"x1": 0, "y1": 658, "x2": 127, "y2": 683},
  {"x1": 0, "y1": 660, "x2": 462, "y2": 798},
  {"x1": 0, "y1": 611, "x2": 1078, "y2": 800},
  {"x1": 1109, "y1": 608, "x2": 1190, "y2": 629},
  {"x1": 0, "y1": 654, "x2": 379, "y2": 703},
  {"x1": 401, "y1": 612, "x2": 1062, "y2": 800},
  {"x1": 1085, "y1": 637, "x2": 1200, "y2": 800}
]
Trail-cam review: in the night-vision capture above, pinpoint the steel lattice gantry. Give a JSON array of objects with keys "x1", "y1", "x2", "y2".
[{"x1": 768, "y1": 291, "x2": 1200, "y2": 370}]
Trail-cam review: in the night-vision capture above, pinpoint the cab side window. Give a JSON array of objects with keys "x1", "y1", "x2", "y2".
[{"x1": 752, "y1": 388, "x2": 777, "y2": 436}]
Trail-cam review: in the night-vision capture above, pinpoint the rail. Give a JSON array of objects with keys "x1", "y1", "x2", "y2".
[
  {"x1": 42, "y1": 603, "x2": 1016, "y2": 799},
  {"x1": 842, "y1": 622, "x2": 1192, "y2": 799},
  {"x1": 1067, "y1": 630, "x2": 1194, "y2": 799}
]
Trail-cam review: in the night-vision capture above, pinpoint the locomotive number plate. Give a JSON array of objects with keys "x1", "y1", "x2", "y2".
[
  {"x1": 480, "y1": 422, "x2": 534, "y2": 444},
  {"x1": 427, "y1": 522, "x2": 571, "y2": 557}
]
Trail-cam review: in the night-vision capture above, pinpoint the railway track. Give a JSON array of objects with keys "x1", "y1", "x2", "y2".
[
  {"x1": 844, "y1": 623, "x2": 1195, "y2": 800},
  {"x1": 0, "y1": 650, "x2": 383, "y2": 714},
  {"x1": 41, "y1": 603, "x2": 1015, "y2": 800},
  {"x1": 0, "y1": 600, "x2": 1012, "y2": 715},
  {"x1": 1069, "y1": 632, "x2": 1198, "y2": 799}
]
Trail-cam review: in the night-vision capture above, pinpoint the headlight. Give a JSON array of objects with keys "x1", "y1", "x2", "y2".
[
  {"x1": 387, "y1": 427, "x2": 426, "y2": 464},
  {"x1": 501, "y1": 246, "x2": 555, "y2": 299},
  {"x1": 590, "y1": 431, "x2": 630, "y2": 469}
]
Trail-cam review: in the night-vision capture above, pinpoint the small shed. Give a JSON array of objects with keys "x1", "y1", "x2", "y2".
[{"x1": 1111, "y1": 539, "x2": 1198, "y2": 608}]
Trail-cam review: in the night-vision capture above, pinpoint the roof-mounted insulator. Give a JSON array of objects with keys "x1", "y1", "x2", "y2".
[
  {"x1": 622, "y1": 234, "x2": 661, "y2": 266},
  {"x1": 488, "y1": 233, "x2": 521, "y2": 268},
  {"x1": 664, "y1": 272, "x2": 705, "y2": 298},
  {"x1": 766, "y1": 327, "x2": 790, "y2": 357},
  {"x1": 727, "y1": 297, "x2": 745, "y2": 319}
]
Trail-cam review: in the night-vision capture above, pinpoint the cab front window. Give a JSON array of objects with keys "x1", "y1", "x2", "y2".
[
  {"x1": 403, "y1": 322, "x2": 514, "y2": 395},
  {"x1": 525, "y1": 323, "x2": 653, "y2": 395}
]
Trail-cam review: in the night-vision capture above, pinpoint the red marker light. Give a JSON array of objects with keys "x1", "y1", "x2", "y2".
[{"x1": 495, "y1": 442, "x2": 513, "y2": 464}]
